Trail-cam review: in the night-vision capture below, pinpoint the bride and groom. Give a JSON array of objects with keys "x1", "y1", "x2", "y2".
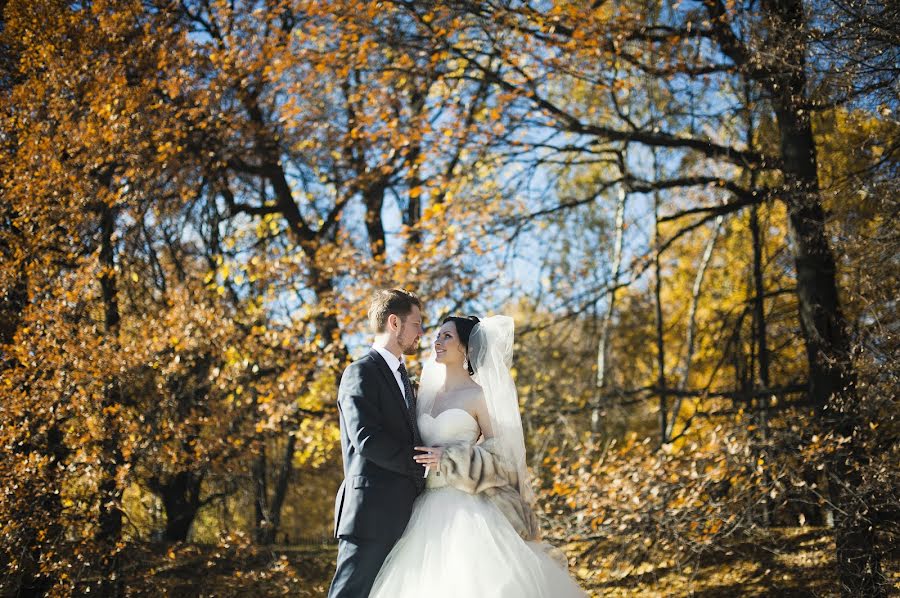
[{"x1": 328, "y1": 288, "x2": 586, "y2": 597}]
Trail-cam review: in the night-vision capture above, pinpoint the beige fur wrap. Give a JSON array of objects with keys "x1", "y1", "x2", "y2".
[{"x1": 438, "y1": 438, "x2": 541, "y2": 542}]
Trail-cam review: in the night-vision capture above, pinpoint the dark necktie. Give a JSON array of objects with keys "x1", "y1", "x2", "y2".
[
  {"x1": 397, "y1": 362, "x2": 414, "y2": 410},
  {"x1": 398, "y1": 362, "x2": 425, "y2": 490},
  {"x1": 397, "y1": 362, "x2": 420, "y2": 440}
]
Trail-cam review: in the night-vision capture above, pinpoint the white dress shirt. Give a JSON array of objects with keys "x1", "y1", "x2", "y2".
[{"x1": 372, "y1": 345, "x2": 407, "y2": 400}]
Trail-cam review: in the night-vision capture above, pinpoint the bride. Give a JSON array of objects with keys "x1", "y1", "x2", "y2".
[{"x1": 369, "y1": 315, "x2": 587, "y2": 597}]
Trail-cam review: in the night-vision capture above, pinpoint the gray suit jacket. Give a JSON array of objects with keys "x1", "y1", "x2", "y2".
[{"x1": 333, "y1": 349, "x2": 424, "y2": 540}]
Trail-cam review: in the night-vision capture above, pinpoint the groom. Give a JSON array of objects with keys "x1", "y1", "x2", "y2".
[{"x1": 327, "y1": 288, "x2": 427, "y2": 598}]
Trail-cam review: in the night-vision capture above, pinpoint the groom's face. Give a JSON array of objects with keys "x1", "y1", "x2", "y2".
[{"x1": 396, "y1": 306, "x2": 424, "y2": 356}]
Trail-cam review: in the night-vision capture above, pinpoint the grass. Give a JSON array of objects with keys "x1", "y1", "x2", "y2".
[
  {"x1": 572, "y1": 527, "x2": 848, "y2": 597},
  {"x1": 110, "y1": 541, "x2": 337, "y2": 597},
  {"x1": 108, "y1": 527, "x2": 896, "y2": 596}
]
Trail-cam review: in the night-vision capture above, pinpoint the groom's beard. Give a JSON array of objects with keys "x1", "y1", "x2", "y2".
[
  {"x1": 398, "y1": 335, "x2": 420, "y2": 356},
  {"x1": 398, "y1": 323, "x2": 421, "y2": 355}
]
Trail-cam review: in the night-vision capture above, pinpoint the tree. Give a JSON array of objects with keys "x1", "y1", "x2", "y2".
[
  {"x1": 2, "y1": 2, "x2": 520, "y2": 593},
  {"x1": 413, "y1": 1, "x2": 896, "y2": 592}
]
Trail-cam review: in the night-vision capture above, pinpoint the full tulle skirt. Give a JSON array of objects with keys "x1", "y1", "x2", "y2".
[{"x1": 370, "y1": 485, "x2": 587, "y2": 597}]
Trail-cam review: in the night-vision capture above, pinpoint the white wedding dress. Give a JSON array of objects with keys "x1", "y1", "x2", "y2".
[{"x1": 369, "y1": 408, "x2": 587, "y2": 597}]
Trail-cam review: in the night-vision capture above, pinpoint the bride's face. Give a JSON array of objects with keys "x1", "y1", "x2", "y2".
[{"x1": 433, "y1": 321, "x2": 466, "y2": 367}]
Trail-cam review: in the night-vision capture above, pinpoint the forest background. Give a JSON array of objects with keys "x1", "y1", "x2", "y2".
[{"x1": 1, "y1": 1, "x2": 898, "y2": 596}]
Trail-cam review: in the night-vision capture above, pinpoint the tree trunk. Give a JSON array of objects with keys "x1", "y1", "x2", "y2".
[
  {"x1": 14, "y1": 424, "x2": 68, "y2": 598},
  {"x1": 667, "y1": 213, "x2": 722, "y2": 441},
  {"x1": 96, "y1": 202, "x2": 123, "y2": 545},
  {"x1": 95, "y1": 200, "x2": 124, "y2": 598},
  {"x1": 592, "y1": 186, "x2": 626, "y2": 433},
  {"x1": 765, "y1": 0, "x2": 882, "y2": 590},
  {"x1": 259, "y1": 431, "x2": 298, "y2": 545},
  {"x1": 252, "y1": 448, "x2": 270, "y2": 543},
  {"x1": 405, "y1": 144, "x2": 424, "y2": 247},
  {"x1": 363, "y1": 180, "x2": 388, "y2": 261},
  {"x1": 749, "y1": 203, "x2": 773, "y2": 527},
  {"x1": 153, "y1": 471, "x2": 203, "y2": 542},
  {"x1": 0, "y1": 264, "x2": 27, "y2": 347},
  {"x1": 779, "y1": 122, "x2": 881, "y2": 596},
  {"x1": 652, "y1": 181, "x2": 668, "y2": 446}
]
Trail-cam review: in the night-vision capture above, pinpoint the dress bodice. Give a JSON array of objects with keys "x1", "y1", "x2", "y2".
[
  {"x1": 417, "y1": 409, "x2": 480, "y2": 489},
  {"x1": 418, "y1": 408, "x2": 480, "y2": 445}
]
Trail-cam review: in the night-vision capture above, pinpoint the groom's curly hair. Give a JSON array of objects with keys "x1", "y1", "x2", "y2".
[{"x1": 368, "y1": 288, "x2": 422, "y2": 333}]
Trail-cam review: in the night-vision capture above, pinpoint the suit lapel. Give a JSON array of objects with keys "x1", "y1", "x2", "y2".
[{"x1": 368, "y1": 349, "x2": 414, "y2": 436}]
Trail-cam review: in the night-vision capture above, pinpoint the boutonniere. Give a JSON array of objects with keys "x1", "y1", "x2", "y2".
[{"x1": 408, "y1": 373, "x2": 420, "y2": 394}]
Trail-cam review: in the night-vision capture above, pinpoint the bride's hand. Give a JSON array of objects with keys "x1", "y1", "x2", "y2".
[{"x1": 414, "y1": 446, "x2": 443, "y2": 472}]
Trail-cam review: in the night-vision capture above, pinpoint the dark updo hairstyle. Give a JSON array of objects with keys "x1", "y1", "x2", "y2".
[{"x1": 442, "y1": 315, "x2": 480, "y2": 375}]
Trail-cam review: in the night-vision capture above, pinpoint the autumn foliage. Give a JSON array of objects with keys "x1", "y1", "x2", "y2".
[{"x1": 1, "y1": 1, "x2": 898, "y2": 596}]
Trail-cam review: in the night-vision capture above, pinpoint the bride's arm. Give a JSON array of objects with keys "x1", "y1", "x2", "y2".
[
  {"x1": 438, "y1": 434, "x2": 541, "y2": 541},
  {"x1": 472, "y1": 390, "x2": 494, "y2": 441},
  {"x1": 438, "y1": 439, "x2": 514, "y2": 493}
]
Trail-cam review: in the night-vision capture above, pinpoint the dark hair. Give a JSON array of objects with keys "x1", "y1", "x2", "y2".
[
  {"x1": 443, "y1": 315, "x2": 480, "y2": 374},
  {"x1": 368, "y1": 288, "x2": 422, "y2": 333}
]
